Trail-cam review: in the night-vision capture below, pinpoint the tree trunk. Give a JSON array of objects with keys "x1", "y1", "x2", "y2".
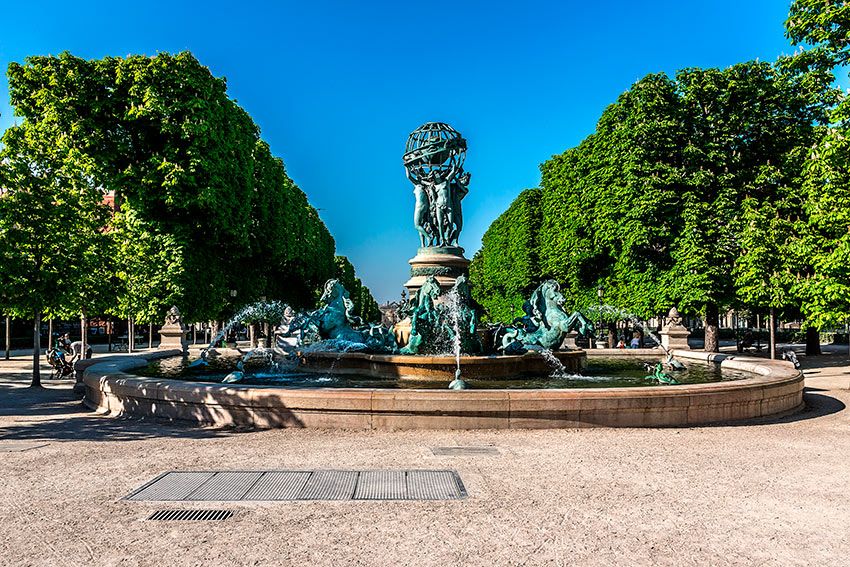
[
  {"x1": 107, "y1": 318, "x2": 113, "y2": 352},
  {"x1": 607, "y1": 322, "x2": 617, "y2": 349},
  {"x1": 128, "y1": 317, "x2": 134, "y2": 353},
  {"x1": 81, "y1": 308, "x2": 88, "y2": 362},
  {"x1": 148, "y1": 322, "x2": 153, "y2": 350},
  {"x1": 4, "y1": 316, "x2": 10, "y2": 360},
  {"x1": 249, "y1": 323, "x2": 257, "y2": 348},
  {"x1": 704, "y1": 303, "x2": 720, "y2": 353},
  {"x1": 48, "y1": 318, "x2": 54, "y2": 350},
  {"x1": 769, "y1": 307, "x2": 776, "y2": 360},
  {"x1": 31, "y1": 311, "x2": 41, "y2": 388},
  {"x1": 805, "y1": 326, "x2": 821, "y2": 356}
]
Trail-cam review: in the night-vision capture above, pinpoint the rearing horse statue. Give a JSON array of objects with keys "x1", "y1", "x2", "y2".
[{"x1": 498, "y1": 280, "x2": 595, "y2": 353}]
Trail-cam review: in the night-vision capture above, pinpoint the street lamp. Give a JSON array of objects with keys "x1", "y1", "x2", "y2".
[{"x1": 597, "y1": 286, "x2": 604, "y2": 347}]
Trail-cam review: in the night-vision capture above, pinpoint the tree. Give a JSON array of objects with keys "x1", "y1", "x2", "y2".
[
  {"x1": 5, "y1": 51, "x2": 344, "y2": 329},
  {"x1": 786, "y1": 0, "x2": 850, "y2": 332},
  {"x1": 469, "y1": 188, "x2": 542, "y2": 322},
  {"x1": 528, "y1": 58, "x2": 834, "y2": 352},
  {"x1": 0, "y1": 122, "x2": 111, "y2": 386}
]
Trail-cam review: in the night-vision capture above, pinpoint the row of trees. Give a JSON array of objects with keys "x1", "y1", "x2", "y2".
[
  {"x1": 333, "y1": 256, "x2": 382, "y2": 324},
  {"x1": 470, "y1": 0, "x2": 850, "y2": 353},
  {"x1": 0, "y1": 52, "x2": 377, "y2": 385}
]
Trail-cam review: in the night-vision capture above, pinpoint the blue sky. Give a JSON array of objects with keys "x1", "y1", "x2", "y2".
[{"x1": 0, "y1": 0, "x2": 808, "y2": 302}]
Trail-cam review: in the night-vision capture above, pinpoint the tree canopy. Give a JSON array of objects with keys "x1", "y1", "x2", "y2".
[
  {"x1": 1, "y1": 51, "x2": 379, "y2": 382},
  {"x1": 472, "y1": 53, "x2": 838, "y2": 351},
  {"x1": 469, "y1": 188, "x2": 542, "y2": 322},
  {"x1": 785, "y1": 0, "x2": 850, "y2": 329},
  {"x1": 2, "y1": 51, "x2": 346, "y2": 327}
]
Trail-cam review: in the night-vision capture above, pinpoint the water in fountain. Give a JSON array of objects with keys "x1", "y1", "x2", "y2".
[
  {"x1": 444, "y1": 287, "x2": 464, "y2": 384},
  {"x1": 446, "y1": 288, "x2": 466, "y2": 390},
  {"x1": 537, "y1": 348, "x2": 572, "y2": 378},
  {"x1": 205, "y1": 300, "x2": 290, "y2": 353},
  {"x1": 591, "y1": 304, "x2": 664, "y2": 349}
]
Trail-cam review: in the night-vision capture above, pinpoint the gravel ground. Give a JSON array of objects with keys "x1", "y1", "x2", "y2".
[{"x1": 0, "y1": 349, "x2": 848, "y2": 567}]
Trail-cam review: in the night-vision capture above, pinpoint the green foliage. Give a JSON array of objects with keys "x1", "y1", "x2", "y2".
[
  {"x1": 469, "y1": 188, "x2": 542, "y2": 322},
  {"x1": 3, "y1": 51, "x2": 343, "y2": 324},
  {"x1": 475, "y1": 55, "x2": 837, "y2": 336},
  {"x1": 786, "y1": 0, "x2": 850, "y2": 65},
  {"x1": 0, "y1": 121, "x2": 112, "y2": 321},
  {"x1": 333, "y1": 256, "x2": 381, "y2": 323},
  {"x1": 785, "y1": 1, "x2": 850, "y2": 327}
]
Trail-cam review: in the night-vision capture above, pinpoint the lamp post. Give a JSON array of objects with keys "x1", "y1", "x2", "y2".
[{"x1": 597, "y1": 286, "x2": 604, "y2": 347}]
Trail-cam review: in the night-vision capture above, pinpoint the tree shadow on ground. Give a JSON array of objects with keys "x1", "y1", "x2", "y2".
[{"x1": 0, "y1": 381, "x2": 246, "y2": 442}]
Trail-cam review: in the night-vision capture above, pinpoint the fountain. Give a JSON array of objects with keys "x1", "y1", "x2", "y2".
[{"x1": 79, "y1": 122, "x2": 804, "y2": 429}]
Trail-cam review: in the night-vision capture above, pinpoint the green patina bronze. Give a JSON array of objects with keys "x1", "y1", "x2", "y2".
[
  {"x1": 300, "y1": 279, "x2": 398, "y2": 353},
  {"x1": 404, "y1": 123, "x2": 470, "y2": 249},
  {"x1": 400, "y1": 275, "x2": 481, "y2": 355},
  {"x1": 409, "y1": 265, "x2": 466, "y2": 278},
  {"x1": 643, "y1": 362, "x2": 680, "y2": 385},
  {"x1": 497, "y1": 280, "x2": 595, "y2": 354}
]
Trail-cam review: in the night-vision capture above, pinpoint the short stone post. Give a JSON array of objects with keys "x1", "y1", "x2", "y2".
[
  {"x1": 158, "y1": 306, "x2": 188, "y2": 353},
  {"x1": 561, "y1": 331, "x2": 578, "y2": 350},
  {"x1": 660, "y1": 307, "x2": 691, "y2": 350}
]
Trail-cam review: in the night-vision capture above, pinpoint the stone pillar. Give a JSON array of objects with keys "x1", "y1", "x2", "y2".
[
  {"x1": 660, "y1": 307, "x2": 691, "y2": 350},
  {"x1": 404, "y1": 246, "x2": 470, "y2": 297},
  {"x1": 158, "y1": 306, "x2": 188, "y2": 353}
]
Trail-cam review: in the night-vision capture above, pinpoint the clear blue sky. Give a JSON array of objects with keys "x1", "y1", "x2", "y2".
[{"x1": 0, "y1": 0, "x2": 804, "y2": 302}]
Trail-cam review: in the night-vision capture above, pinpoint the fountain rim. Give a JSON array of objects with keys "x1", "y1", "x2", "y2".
[{"x1": 79, "y1": 349, "x2": 803, "y2": 429}]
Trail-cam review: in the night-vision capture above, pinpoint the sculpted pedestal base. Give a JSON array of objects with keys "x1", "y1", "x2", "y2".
[
  {"x1": 660, "y1": 307, "x2": 691, "y2": 350},
  {"x1": 404, "y1": 246, "x2": 470, "y2": 297},
  {"x1": 158, "y1": 306, "x2": 188, "y2": 353}
]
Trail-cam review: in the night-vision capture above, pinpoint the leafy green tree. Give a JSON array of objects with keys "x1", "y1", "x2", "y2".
[
  {"x1": 5, "y1": 51, "x2": 342, "y2": 330},
  {"x1": 540, "y1": 73, "x2": 684, "y2": 323},
  {"x1": 469, "y1": 188, "x2": 542, "y2": 322},
  {"x1": 786, "y1": 0, "x2": 850, "y2": 65},
  {"x1": 0, "y1": 122, "x2": 111, "y2": 386},
  {"x1": 532, "y1": 59, "x2": 834, "y2": 352},
  {"x1": 786, "y1": 0, "x2": 850, "y2": 331}
]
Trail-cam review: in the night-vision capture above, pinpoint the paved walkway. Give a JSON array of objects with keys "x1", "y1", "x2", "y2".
[{"x1": 0, "y1": 347, "x2": 847, "y2": 566}]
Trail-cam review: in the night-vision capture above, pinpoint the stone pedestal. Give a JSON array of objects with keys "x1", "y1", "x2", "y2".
[
  {"x1": 660, "y1": 307, "x2": 691, "y2": 350},
  {"x1": 560, "y1": 331, "x2": 578, "y2": 350},
  {"x1": 158, "y1": 306, "x2": 188, "y2": 353},
  {"x1": 404, "y1": 246, "x2": 470, "y2": 296}
]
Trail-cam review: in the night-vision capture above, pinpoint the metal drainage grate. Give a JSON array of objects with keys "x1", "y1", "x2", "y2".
[
  {"x1": 431, "y1": 446, "x2": 500, "y2": 456},
  {"x1": 147, "y1": 509, "x2": 233, "y2": 521},
  {"x1": 126, "y1": 470, "x2": 466, "y2": 501}
]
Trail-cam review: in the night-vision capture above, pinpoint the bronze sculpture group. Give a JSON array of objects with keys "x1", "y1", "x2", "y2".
[
  {"x1": 213, "y1": 121, "x2": 682, "y2": 387},
  {"x1": 404, "y1": 122, "x2": 470, "y2": 248}
]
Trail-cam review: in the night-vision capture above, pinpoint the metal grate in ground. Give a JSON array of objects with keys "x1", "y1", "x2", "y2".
[
  {"x1": 147, "y1": 509, "x2": 233, "y2": 521},
  {"x1": 126, "y1": 470, "x2": 466, "y2": 502},
  {"x1": 431, "y1": 446, "x2": 500, "y2": 456}
]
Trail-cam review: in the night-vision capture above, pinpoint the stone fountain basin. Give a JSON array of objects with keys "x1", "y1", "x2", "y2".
[
  {"x1": 80, "y1": 349, "x2": 803, "y2": 429},
  {"x1": 296, "y1": 350, "x2": 587, "y2": 380}
]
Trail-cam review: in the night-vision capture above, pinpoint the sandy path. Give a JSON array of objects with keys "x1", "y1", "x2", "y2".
[{"x1": 0, "y1": 351, "x2": 847, "y2": 567}]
